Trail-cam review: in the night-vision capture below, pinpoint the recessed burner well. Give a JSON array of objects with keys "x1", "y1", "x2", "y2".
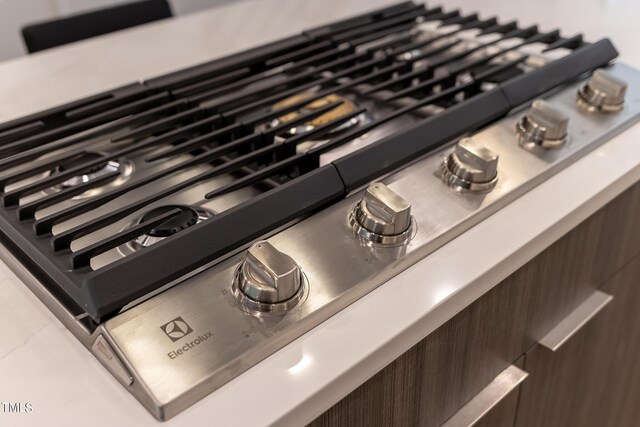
[
  {"x1": 48, "y1": 152, "x2": 133, "y2": 198},
  {"x1": 268, "y1": 93, "x2": 369, "y2": 151},
  {"x1": 127, "y1": 205, "x2": 213, "y2": 251}
]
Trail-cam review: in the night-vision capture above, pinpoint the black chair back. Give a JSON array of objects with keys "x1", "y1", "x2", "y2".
[{"x1": 22, "y1": 0, "x2": 173, "y2": 53}]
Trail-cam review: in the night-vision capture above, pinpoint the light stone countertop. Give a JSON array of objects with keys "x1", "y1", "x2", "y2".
[{"x1": 1, "y1": 0, "x2": 640, "y2": 426}]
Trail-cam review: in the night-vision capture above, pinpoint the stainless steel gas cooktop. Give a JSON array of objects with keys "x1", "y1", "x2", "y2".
[{"x1": 0, "y1": 1, "x2": 638, "y2": 420}]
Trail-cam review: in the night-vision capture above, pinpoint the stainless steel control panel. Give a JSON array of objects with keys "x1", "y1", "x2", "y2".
[{"x1": 97, "y1": 63, "x2": 640, "y2": 420}]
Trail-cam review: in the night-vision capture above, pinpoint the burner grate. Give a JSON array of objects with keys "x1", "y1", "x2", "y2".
[{"x1": 0, "y1": 1, "x2": 619, "y2": 321}]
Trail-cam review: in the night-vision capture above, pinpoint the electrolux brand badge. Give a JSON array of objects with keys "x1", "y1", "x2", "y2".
[
  {"x1": 160, "y1": 316, "x2": 193, "y2": 342},
  {"x1": 160, "y1": 316, "x2": 213, "y2": 360}
]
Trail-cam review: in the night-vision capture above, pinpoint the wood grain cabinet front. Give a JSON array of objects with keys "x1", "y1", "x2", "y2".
[{"x1": 516, "y1": 255, "x2": 640, "y2": 427}]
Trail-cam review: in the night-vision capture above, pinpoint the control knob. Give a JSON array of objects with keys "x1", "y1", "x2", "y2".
[
  {"x1": 349, "y1": 182, "x2": 413, "y2": 245},
  {"x1": 578, "y1": 69, "x2": 627, "y2": 113},
  {"x1": 441, "y1": 137, "x2": 499, "y2": 193},
  {"x1": 233, "y1": 241, "x2": 306, "y2": 313},
  {"x1": 516, "y1": 99, "x2": 569, "y2": 150}
]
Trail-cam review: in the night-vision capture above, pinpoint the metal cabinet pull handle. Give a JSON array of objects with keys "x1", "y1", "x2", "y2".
[
  {"x1": 441, "y1": 365, "x2": 528, "y2": 427},
  {"x1": 539, "y1": 290, "x2": 613, "y2": 352}
]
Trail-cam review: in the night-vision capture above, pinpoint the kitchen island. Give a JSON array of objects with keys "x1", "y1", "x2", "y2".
[{"x1": 1, "y1": 0, "x2": 640, "y2": 426}]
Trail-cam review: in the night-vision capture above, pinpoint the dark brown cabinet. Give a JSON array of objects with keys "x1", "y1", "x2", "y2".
[{"x1": 309, "y1": 181, "x2": 640, "y2": 427}]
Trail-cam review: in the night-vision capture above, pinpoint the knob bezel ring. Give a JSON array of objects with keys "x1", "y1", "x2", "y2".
[
  {"x1": 231, "y1": 266, "x2": 309, "y2": 317},
  {"x1": 577, "y1": 84, "x2": 624, "y2": 113},
  {"x1": 348, "y1": 202, "x2": 414, "y2": 245},
  {"x1": 515, "y1": 116, "x2": 568, "y2": 150},
  {"x1": 440, "y1": 156, "x2": 498, "y2": 194}
]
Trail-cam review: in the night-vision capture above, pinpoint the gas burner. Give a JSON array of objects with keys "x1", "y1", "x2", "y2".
[
  {"x1": 126, "y1": 205, "x2": 213, "y2": 251},
  {"x1": 48, "y1": 152, "x2": 133, "y2": 199},
  {"x1": 268, "y1": 93, "x2": 369, "y2": 151}
]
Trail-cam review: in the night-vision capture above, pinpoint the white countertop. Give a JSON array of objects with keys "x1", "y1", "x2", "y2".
[{"x1": 1, "y1": 0, "x2": 640, "y2": 426}]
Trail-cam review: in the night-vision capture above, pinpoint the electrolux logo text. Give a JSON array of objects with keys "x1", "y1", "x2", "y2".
[{"x1": 167, "y1": 331, "x2": 213, "y2": 360}]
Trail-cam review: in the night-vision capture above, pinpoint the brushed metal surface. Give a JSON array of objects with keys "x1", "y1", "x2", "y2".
[
  {"x1": 440, "y1": 365, "x2": 528, "y2": 427},
  {"x1": 538, "y1": 290, "x2": 613, "y2": 352},
  {"x1": 95, "y1": 63, "x2": 640, "y2": 419},
  {"x1": 92, "y1": 335, "x2": 134, "y2": 386}
]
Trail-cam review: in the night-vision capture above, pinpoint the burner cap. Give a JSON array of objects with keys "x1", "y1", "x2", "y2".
[
  {"x1": 140, "y1": 205, "x2": 200, "y2": 237},
  {"x1": 125, "y1": 205, "x2": 213, "y2": 253},
  {"x1": 55, "y1": 152, "x2": 107, "y2": 175}
]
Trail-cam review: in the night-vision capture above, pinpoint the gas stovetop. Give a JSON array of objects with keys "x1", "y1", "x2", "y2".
[{"x1": 0, "y1": 1, "x2": 638, "y2": 420}]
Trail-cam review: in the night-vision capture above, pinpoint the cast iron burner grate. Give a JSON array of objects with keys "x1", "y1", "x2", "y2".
[{"x1": 0, "y1": 1, "x2": 619, "y2": 321}]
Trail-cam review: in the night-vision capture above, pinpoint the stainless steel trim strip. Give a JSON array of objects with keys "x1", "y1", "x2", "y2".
[
  {"x1": 538, "y1": 290, "x2": 613, "y2": 352},
  {"x1": 441, "y1": 365, "x2": 528, "y2": 427},
  {"x1": 92, "y1": 335, "x2": 134, "y2": 386}
]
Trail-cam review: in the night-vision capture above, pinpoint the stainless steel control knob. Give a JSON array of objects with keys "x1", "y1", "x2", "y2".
[
  {"x1": 578, "y1": 69, "x2": 627, "y2": 113},
  {"x1": 349, "y1": 182, "x2": 413, "y2": 244},
  {"x1": 441, "y1": 137, "x2": 499, "y2": 193},
  {"x1": 234, "y1": 241, "x2": 306, "y2": 313},
  {"x1": 516, "y1": 100, "x2": 569, "y2": 150}
]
